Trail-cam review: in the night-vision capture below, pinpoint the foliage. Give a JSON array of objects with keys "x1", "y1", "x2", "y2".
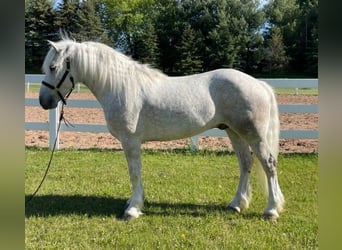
[
  {"x1": 174, "y1": 24, "x2": 203, "y2": 75},
  {"x1": 54, "y1": 0, "x2": 108, "y2": 42},
  {"x1": 153, "y1": 0, "x2": 266, "y2": 74},
  {"x1": 25, "y1": 0, "x2": 109, "y2": 73},
  {"x1": 264, "y1": 0, "x2": 318, "y2": 76},
  {"x1": 130, "y1": 20, "x2": 160, "y2": 67},
  {"x1": 55, "y1": 0, "x2": 80, "y2": 36},
  {"x1": 74, "y1": 0, "x2": 109, "y2": 42},
  {"x1": 25, "y1": 0, "x2": 318, "y2": 77},
  {"x1": 25, "y1": 148, "x2": 317, "y2": 249},
  {"x1": 263, "y1": 27, "x2": 289, "y2": 72},
  {"x1": 103, "y1": 0, "x2": 157, "y2": 52},
  {"x1": 25, "y1": 0, "x2": 58, "y2": 73}
]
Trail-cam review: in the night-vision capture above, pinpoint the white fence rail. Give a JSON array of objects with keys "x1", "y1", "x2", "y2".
[{"x1": 25, "y1": 75, "x2": 318, "y2": 150}]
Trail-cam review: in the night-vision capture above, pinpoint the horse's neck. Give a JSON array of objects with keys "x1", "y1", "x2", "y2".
[
  {"x1": 77, "y1": 65, "x2": 129, "y2": 107},
  {"x1": 75, "y1": 51, "x2": 167, "y2": 105},
  {"x1": 79, "y1": 76, "x2": 113, "y2": 105}
]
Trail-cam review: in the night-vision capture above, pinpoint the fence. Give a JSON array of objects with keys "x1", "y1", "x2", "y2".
[{"x1": 25, "y1": 75, "x2": 318, "y2": 150}]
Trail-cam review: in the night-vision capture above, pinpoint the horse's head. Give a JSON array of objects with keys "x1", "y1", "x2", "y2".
[{"x1": 39, "y1": 40, "x2": 75, "y2": 109}]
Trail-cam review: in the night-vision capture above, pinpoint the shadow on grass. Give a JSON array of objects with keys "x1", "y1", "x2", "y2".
[
  {"x1": 25, "y1": 146, "x2": 235, "y2": 156},
  {"x1": 25, "y1": 195, "x2": 127, "y2": 219},
  {"x1": 25, "y1": 194, "x2": 261, "y2": 220}
]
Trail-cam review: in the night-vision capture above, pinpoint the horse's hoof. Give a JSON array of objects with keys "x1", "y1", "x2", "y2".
[
  {"x1": 263, "y1": 213, "x2": 278, "y2": 222},
  {"x1": 124, "y1": 207, "x2": 143, "y2": 221},
  {"x1": 226, "y1": 205, "x2": 240, "y2": 213},
  {"x1": 123, "y1": 213, "x2": 137, "y2": 222}
]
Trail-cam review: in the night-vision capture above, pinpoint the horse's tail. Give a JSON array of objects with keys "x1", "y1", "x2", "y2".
[
  {"x1": 268, "y1": 84, "x2": 280, "y2": 160},
  {"x1": 261, "y1": 80, "x2": 280, "y2": 160},
  {"x1": 255, "y1": 81, "x2": 280, "y2": 193}
]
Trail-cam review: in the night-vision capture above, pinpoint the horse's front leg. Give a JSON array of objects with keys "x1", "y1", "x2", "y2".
[{"x1": 121, "y1": 138, "x2": 144, "y2": 219}]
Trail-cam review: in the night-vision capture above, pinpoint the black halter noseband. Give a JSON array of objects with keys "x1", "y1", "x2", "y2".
[{"x1": 41, "y1": 59, "x2": 75, "y2": 105}]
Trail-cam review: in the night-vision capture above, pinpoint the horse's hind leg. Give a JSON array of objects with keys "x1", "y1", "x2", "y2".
[
  {"x1": 250, "y1": 140, "x2": 285, "y2": 220},
  {"x1": 226, "y1": 129, "x2": 253, "y2": 213}
]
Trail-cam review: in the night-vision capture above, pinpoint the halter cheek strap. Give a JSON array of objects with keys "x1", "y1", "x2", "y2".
[{"x1": 41, "y1": 60, "x2": 75, "y2": 105}]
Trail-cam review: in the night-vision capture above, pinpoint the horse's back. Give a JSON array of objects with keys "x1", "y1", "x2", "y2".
[
  {"x1": 207, "y1": 69, "x2": 266, "y2": 92},
  {"x1": 203, "y1": 69, "x2": 273, "y2": 110}
]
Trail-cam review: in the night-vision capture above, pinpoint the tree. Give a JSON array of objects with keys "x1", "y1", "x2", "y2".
[
  {"x1": 205, "y1": 0, "x2": 243, "y2": 69},
  {"x1": 130, "y1": 21, "x2": 160, "y2": 67},
  {"x1": 154, "y1": 0, "x2": 266, "y2": 74},
  {"x1": 297, "y1": 0, "x2": 318, "y2": 76},
  {"x1": 55, "y1": 0, "x2": 80, "y2": 37},
  {"x1": 25, "y1": 0, "x2": 318, "y2": 76},
  {"x1": 25, "y1": 0, "x2": 58, "y2": 73},
  {"x1": 177, "y1": 0, "x2": 266, "y2": 72},
  {"x1": 76, "y1": 0, "x2": 110, "y2": 42},
  {"x1": 103, "y1": 0, "x2": 157, "y2": 51},
  {"x1": 25, "y1": 0, "x2": 112, "y2": 73},
  {"x1": 265, "y1": 0, "x2": 318, "y2": 76},
  {"x1": 238, "y1": 0, "x2": 266, "y2": 72},
  {"x1": 153, "y1": 0, "x2": 184, "y2": 74},
  {"x1": 175, "y1": 24, "x2": 203, "y2": 75},
  {"x1": 53, "y1": 0, "x2": 110, "y2": 42},
  {"x1": 263, "y1": 27, "x2": 289, "y2": 73}
]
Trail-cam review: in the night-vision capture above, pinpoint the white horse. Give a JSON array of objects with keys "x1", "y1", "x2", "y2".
[{"x1": 39, "y1": 39, "x2": 284, "y2": 220}]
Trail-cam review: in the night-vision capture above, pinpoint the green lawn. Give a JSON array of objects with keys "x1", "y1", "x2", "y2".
[{"x1": 25, "y1": 148, "x2": 317, "y2": 249}]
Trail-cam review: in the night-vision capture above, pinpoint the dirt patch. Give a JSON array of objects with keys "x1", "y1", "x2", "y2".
[{"x1": 25, "y1": 93, "x2": 318, "y2": 153}]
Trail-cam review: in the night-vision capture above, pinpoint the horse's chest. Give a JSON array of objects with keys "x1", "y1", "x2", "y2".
[{"x1": 103, "y1": 105, "x2": 141, "y2": 135}]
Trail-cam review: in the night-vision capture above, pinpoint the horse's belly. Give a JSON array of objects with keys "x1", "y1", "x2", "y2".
[
  {"x1": 140, "y1": 104, "x2": 217, "y2": 141},
  {"x1": 141, "y1": 123, "x2": 209, "y2": 142}
]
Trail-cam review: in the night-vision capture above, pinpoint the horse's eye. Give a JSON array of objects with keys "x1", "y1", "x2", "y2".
[{"x1": 49, "y1": 65, "x2": 56, "y2": 71}]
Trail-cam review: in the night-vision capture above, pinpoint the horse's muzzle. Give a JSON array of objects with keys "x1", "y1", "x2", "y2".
[{"x1": 39, "y1": 93, "x2": 58, "y2": 110}]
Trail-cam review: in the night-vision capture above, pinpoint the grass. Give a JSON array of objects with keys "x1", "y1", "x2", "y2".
[{"x1": 25, "y1": 148, "x2": 317, "y2": 249}]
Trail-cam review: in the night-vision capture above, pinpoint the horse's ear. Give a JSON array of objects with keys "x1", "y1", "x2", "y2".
[{"x1": 48, "y1": 40, "x2": 60, "y2": 52}]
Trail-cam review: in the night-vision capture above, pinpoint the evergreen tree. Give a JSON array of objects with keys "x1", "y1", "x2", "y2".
[
  {"x1": 238, "y1": 0, "x2": 266, "y2": 73},
  {"x1": 265, "y1": 0, "x2": 318, "y2": 76},
  {"x1": 155, "y1": 0, "x2": 254, "y2": 74},
  {"x1": 25, "y1": 0, "x2": 57, "y2": 73},
  {"x1": 154, "y1": 0, "x2": 184, "y2": 74},
  {"x1": 55, "y1": 0, "x2": 80, "y2": 38},
  {"x1": 157, "y1": 0, "x2": 265, "y2": 73},
  {"x1": 175, "y1": 24, "x2": 203, "y2": 75},
  {"x1": 263, "y1": 27, "x2": 289, "y2": 73},
  {"x1": 298, "y1": 0, "x2": 318, "y2": 76},
  {"x1": 131, "y1": 21, "x2": 160, "y2": 67},
  {"x1": 76, "y1": 0, "x2": 110, "y2": 42},
  {"x1": 204, "y1": 0, "x2": 247, "y2": 70},
  {"x1": 25, "y1": 0, "x2": 318, "y2": 76}
]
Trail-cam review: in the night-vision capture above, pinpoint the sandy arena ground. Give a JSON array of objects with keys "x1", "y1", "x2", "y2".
[{"x1": 25, "y1": 93, "x2": 318, "y2": 153}]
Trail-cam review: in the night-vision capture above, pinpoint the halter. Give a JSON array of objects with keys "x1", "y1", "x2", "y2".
[{"x1": 41, "y1": 58, "x2": 75, "y2": 105}]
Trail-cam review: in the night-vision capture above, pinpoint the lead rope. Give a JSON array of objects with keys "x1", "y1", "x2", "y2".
[{"x1": 25, "y1": 103, "x2": 71, "y2": 205}]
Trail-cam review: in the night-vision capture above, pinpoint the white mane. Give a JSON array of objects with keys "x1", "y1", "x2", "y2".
[{"x1": 43, "y1": 39, "x2": 167, "y2": 101}]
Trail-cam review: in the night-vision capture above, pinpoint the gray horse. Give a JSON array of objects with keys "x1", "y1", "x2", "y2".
[{"x1": 39, "y1": 39, "x2": 284, "y2": 220}]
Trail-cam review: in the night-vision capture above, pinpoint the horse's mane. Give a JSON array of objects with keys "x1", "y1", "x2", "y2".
[{"x1": 43, "y1": 38, "x2": 167, "y2": 99}]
